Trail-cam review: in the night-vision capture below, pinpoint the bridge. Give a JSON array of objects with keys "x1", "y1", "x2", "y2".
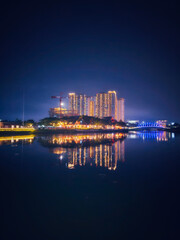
[
  {"x1": 138, "y1": 122, "x2": 164, "y2": 128},
  {"x1": 130, "y1": 122, "x2": 166, "y2": 130}
]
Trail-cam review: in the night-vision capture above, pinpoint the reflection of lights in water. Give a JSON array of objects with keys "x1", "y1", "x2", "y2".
[
  {"x1": 61, "y1": 142, "x2": 124, "y2": 171},
  {"x1": 49, "y1": 133, "x2": 125, "y2": 145},
  {"x1": 83, "y1": 148, "x2": 86, "y2": 165},
  {"x1": 49, "y1": 131, "x2": 174, "y2": 171},
  {"x1": 128, "y1": 131, "x2": 173, "y2": 142},
  {"x1": 0, "y1": 135, "x2": 34, "y2": 145},
  {"x1": 79, "y1": 148, "x2": 82, "y2": 166},
  {"x1": 68, "y1": 163, "x2": 74, "y2": 169},
  {"x1": 129, "y1": 134, "x2": 137, "y2": 139},
  {"x1": 51, "y1": 142, "x2": 125, "y2": 171},
  {"x1": 52, "y1": 148, "x2": 66, "y2": 155},
  {"x1": 41, "y1": 133, "x2": 127, "y2": 171}
]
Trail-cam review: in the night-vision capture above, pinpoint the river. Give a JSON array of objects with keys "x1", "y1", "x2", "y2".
[{"x1": 0, "y1": 131, "x2": 179, "y2": 240}]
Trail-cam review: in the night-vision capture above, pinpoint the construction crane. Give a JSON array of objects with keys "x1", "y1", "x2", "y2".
[{"x1": 51, "y1": 93, "x2": 65, "y2": 118}]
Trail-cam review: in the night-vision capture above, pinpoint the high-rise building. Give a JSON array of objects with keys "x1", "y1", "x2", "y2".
[
  {"x1": 89, "y1": 100, "x2": 94, "y2": 116},
  {"x1": 76, "y1": 94, "x2": 86, "y2": 115},
  {"x1": 68, "y1": 93, "x2": 77, "y2": 115},
  {"x1": 87, "y1": 97, "x2": 95, "y2": 116},
  {"x1": 86, "y1": 96, "x2": 91, "y2": 116},
  {"x1": 68, "y1": 93, "x2": 86, "y2": 116},
  {"x1": 68, "y1": 91, "x2": 124, "y2": 120},
  {"x1": 96, "y1": 92, "x2": 108, "y2": 118},
  {"x1": 117, "y1": 98, "x2": 125, "y2": 122},
  {"x1": 107, "y1": 91, "x2": 117, "y2": 119}
]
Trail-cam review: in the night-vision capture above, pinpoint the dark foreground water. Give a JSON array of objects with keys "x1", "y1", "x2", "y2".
[{"x1": 0, "y1": 132, "x2": 179, "y2": 240}]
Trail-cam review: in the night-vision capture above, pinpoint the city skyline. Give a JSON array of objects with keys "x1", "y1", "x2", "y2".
[
  {"x1": 0, "y1": 2, "x2": 179, "y2": 239},
  {"x1": 0, "y1": 1, "x2": 179, "y2": 122},
  {"x1": 50, "y1": 90, "x2": 125, "y2": 121}
]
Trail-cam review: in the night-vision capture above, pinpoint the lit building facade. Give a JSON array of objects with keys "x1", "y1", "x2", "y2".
[
  {"x1": 117, "y1": 98, "x2": 125, "y2": 122},
  {"x1": 96, "y1": 93, "x2": 108, "y2": 118},
  {"x1": 108, "y1": 91, "x2": 117, "y2": 119},
  {"x1": 87, "y1": 97, "x2": 95, "y2": 116},
  {"x1": 49, "y1": 107, "x2": 76, "y2": 118},
  {"x1": 89, "y1": 100, "x2": 95, "y2": 116},
  {"x1": 156, "y1": 120, "x2": 167, "y2": 128},
  {"x1": 67, "y1": 91, "x2": 124, "y2": 120},
  {"x1": 76, "y1": 94, "x2": 86, "y2": 115},
  {"x1": 68, "y1": 93, "x2": 77, "y2": 115},
  {"x1": 68, "y1": 93, "x2": 87, "y2": 116}
]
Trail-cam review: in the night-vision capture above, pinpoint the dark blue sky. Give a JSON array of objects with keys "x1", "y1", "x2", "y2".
[{"x1": 0, "y1": 1, "x2": 179, "y2": 121}]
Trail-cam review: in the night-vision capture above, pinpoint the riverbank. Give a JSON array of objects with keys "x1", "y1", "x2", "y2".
[
  {"x1": 35, "y1": 128, "x2": 129, "y2": 135},
  {"x1": 1, "y1": 127, "x2": 180, "y2": 136},
  {"x1": 0, "y1": 128, "x2": 128, "y2": 136},
  {"x1": 0, "y1": 128, "x2": 35, "y2": 136}
]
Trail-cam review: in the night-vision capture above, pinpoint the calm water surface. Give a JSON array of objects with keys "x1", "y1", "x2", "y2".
[{"x1": 1, "y1": 132, "x2": 179, "y2": 240}]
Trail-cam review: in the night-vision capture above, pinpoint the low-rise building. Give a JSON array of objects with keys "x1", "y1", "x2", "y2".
[
  {"x1": 49, "y1": 107, "x2": 78, "y2": 118},
  {"x1": 0, "y1": 122, "x2": 21, "y2": 128}
]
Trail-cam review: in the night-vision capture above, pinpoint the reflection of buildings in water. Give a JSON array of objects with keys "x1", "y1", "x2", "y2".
[
  {"x1": 49, "y1": 133, "x2": 125, "y2": 146},
  {"x1": 51, "y1": 139, "x2": 125, "y2": 171},
  {"x1": 0, "y1": 135, "x2": 34, "y2": 145},
  {"x1": 128, "y1": 131, "x2": 174, "y2": 142},
  {"x1": 79, "y1": 147, "x2": 82, "y2": 166},
  {"x1": 40, "y1": 133, "x2": 126, "y2": 170},
  {"x1": 116, "y1": 140, "x2": 125, "y2": 163},
  {"x1": 50, "y1": 148, "x2": 66, "y2": 155}
]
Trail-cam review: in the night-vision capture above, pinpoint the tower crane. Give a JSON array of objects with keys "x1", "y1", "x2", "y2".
[{"x1": 51, "y1": 93, "x2": 66, "y2": 118}]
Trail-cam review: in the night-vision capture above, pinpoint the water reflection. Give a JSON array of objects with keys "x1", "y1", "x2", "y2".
[
  {"x1": 0, "y1": 131, "x2": 175, "y2": 171},
  {"x1": 39, "y1": 133, "x2": 126, "y2": 146},
  {"x1": 0, "y1": 135, "x2": 35, "y2": 146},
  {"x1": 38, "y1": 133, "x2": 126, "y2": 170},
  {"x1": 128, "y1": 131, "x2": 174, "y2": 141},
  {"x1": 52, "y1": 141, "x2": 125, "y2": 170}
]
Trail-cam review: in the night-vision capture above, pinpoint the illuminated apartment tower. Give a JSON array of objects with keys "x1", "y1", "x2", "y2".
[
  {"x1": 68, "y1": 93, "x2": 77, "y2": 115},
  {"x1": 68, "y1": 93, "x2": 87, "y2": 116},
  {"x1": 96, "y1": 92, "x2": 108, "y2": 118},
  {"x1": 108, "y1": 91, "x2": 117, "y2": 119},
  {"x1": 117, "y1": 98, "x2": 125, "y2": 122},
  {"x1": 89, "y1": 100, "x2": 95, "y2": 116},
  {"x1": 76, "y1": 94, "x2": 87, "y2": 115},
  {"x1": 87, "y1": 97, "x2": 95, "y2": 116}
]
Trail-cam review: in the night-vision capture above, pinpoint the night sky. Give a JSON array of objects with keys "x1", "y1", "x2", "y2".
[{"x1": 0, "y1": 1, "x2": 179, "y2": 121}]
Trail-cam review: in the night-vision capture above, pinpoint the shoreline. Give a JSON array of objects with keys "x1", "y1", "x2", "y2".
[
  {"x1": 0, "y1": 131, "x2": 35, "y2": 136},
  {"x1": 35, "y1": 129, "x2": 129, "y2": 136},
  {"x1": 0, "y1": 127, "x2": 179, "y2": 136},
  {"x1": 0, "y1": 128, "x2": 128, "y2": 136}
]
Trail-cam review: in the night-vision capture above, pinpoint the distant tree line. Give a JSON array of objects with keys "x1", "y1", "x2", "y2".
[
  {"x1": 38, "y1": 116, "x2": 126, "y2": 127},
  {"x1": 1, "y1": 119, "x2": 36, "y2": 127}
]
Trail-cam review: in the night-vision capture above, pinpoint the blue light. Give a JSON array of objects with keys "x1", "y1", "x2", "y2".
[{"x1": 137, "y1": 121, "x2": 163, "y2": 128}]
